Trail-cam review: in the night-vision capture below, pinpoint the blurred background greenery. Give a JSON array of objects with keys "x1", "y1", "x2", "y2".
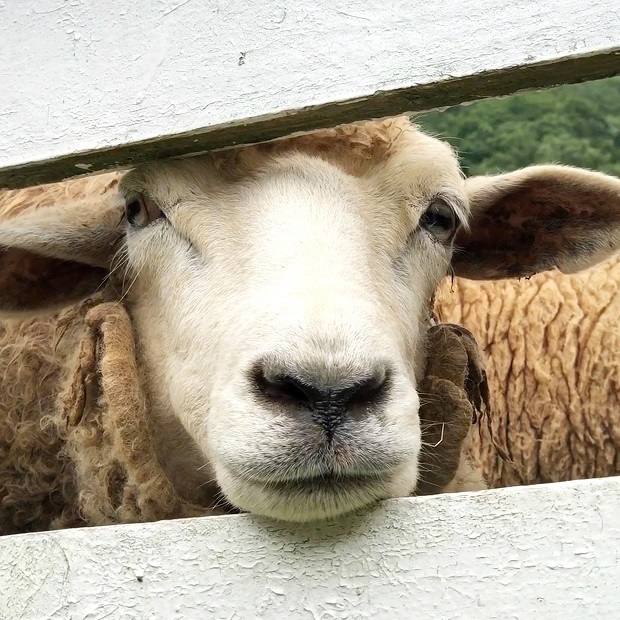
[{"x1": 414, "y1": 76, "x2": 620, "y2": 177}]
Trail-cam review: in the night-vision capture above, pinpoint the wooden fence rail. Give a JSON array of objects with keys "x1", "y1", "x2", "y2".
[
  {"x1": 2, "y1": 479, "x2": 620, "y2": 619},
  {"x1": 1, "y1": 0, "x2": 619, "y2": 188}
]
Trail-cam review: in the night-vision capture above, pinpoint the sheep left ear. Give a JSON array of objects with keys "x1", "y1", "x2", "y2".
[
  {"x1": 0, "y1": 186, "x2": 124, "y2": 315},
  {"x1": 453, "y1": 165, "x2": 620, "y2": 280}
]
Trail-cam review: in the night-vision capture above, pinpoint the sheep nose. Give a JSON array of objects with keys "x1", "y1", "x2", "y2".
[{"x1": 252, "y1": 364, "x2": 390, "y2": 436}]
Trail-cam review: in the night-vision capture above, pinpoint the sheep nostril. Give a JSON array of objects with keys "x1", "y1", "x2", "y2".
[
  {"x1": 346, "y1": 373, "x2": 389, "y2": 406},
  {"x1": 252, "y1": 368, "x2": 316, "y2": 406},
  {"x1": 264, "y1": 376, "x2": 311, "y2": 405}
]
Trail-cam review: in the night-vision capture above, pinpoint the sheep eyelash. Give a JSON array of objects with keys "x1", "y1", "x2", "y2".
[{"x1": 426, "y1": 192, "x2": 470, "y2": 234}]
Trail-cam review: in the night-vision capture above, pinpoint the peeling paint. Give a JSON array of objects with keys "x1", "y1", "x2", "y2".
[
  {"x1": 1, "y1": 479, "x2": 620, "y2": 619},
  {"x1": 0, "y1": 0, "x2": 619, "y2": 188}
]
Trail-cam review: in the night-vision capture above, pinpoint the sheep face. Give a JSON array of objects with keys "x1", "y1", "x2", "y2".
[{"x1": 116, "y1": 122, "x2": 467, "y2": 521}]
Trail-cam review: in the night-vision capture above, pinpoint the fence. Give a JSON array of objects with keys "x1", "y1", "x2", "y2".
[{"x1": 1, "y1": 0, "x2": 620, "y2": 618}]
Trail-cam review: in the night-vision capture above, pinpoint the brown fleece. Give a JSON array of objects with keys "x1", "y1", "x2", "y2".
[
  {"x1": 0, "y1": 295, "x2": 206, "y2": 536},
  {"x1": 415, "y1": 323, "x2": 489, "y2": 495},
  {"x1": 435, "y1": 253, "x2": 620, "y2": 488}
]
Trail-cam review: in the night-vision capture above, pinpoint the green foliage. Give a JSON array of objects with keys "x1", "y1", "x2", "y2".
[{"x1": 415, "y1": 76, "x2": 620, "y2": 177}]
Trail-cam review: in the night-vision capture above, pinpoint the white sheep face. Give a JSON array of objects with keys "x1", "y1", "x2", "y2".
[{"x1": 118, "y1": 125, "x2": 467, "y2": 521}]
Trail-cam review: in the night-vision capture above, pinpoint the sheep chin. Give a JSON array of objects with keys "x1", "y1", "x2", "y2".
[{"x1": 214, "y1": 460, "x2": 419, "y2": 523}]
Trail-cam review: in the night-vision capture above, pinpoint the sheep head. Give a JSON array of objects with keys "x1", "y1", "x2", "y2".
[{"x1": 1, "y1": 116, "x2": 620, "y2": 522}]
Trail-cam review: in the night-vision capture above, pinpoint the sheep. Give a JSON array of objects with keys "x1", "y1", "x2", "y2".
[
  {"x1": 1, "y1": 115, "x2": 620, "y2": 532},
  {"x1": 435, "y1": 253, "x2": 620, "y2": 489}
]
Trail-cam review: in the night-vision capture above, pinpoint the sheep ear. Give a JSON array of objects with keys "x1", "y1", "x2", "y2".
[
  {"x1": 0, "y1": 184, "x2": 124, "y2": 315},
  {"x1": 453, "y1": 165, "x2": 620, "y2": 280}
]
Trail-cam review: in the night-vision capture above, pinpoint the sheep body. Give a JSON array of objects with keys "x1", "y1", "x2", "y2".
[{"x1": 435, "y1": 254, "x2": 620, "y2": 488}]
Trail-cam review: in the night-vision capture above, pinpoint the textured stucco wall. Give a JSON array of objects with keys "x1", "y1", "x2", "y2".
[
  {"x1": 2, "y1": 478, "x2": 620, "y2": 619},
  {"x1": 1, "y1": 0, "x2": 619, "y2": 186}
]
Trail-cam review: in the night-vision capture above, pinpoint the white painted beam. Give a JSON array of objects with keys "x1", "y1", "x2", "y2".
[
  {"x1": 1, "y1": 478, "x2": 619, "y2": 619},
  {"x1": 1, "y1": 0, "x2": 619, "y2": 188}
]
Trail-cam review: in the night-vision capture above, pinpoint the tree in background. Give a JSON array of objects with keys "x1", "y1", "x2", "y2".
[{"x1": 415, "y1": 76, "x2": 620, "y2": 177}]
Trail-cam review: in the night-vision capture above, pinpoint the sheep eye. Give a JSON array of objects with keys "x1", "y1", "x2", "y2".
[
  {"x1": 125, "y1": 194, "x2": 163, "y2": 228},
  {"x1": 419, "y1": 200, "x2": 458, "y2": 243}
]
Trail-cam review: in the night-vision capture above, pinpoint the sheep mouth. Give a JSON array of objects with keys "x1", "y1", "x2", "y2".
[
  {"x1": 234, "y1": 461, "x2": 395, "y2": 489},
  {"x1": 261, "y1": 472, "x2": 386, "y2": 491},
  {"x1": 227, "y1": 442, "x2": 408, "y2": 486},
  {"x1": 240, "y1": 470, "x2": 390, "y2": 506},
  {"x1": 217, "y1": 461, "x2": 409, "y2": 521},
  {"x1": 233, "y1": 472, "x2": 390, "y2": 521},
  {"x1": 214, "y1": 428, "x2": 420, "y2": 520}
]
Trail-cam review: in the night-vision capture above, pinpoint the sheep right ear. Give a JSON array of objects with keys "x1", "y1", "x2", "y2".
[
  {"x1": 454, "y1": 165, "x2": 620, "y2": 280},
  {"x1": 0, "y1": 182, "x2": 124, "y2": 316}
]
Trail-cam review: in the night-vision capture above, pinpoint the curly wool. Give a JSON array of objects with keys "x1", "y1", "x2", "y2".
[
  {"x1": 435, "y1": 254, "x2": 620, "y2": 488},
  {"x1": 0, "y1": 295, "x2": 487, "y2": 535},
  {"x1": 0, "y1": 311, "x2": 80, "y2": 533},
  {"x1": 0, "y1": 295, "x2": 207, "y2": 536}
]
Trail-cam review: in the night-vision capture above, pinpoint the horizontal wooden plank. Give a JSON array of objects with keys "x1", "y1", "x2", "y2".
[
  {"x1": 1, "y1": 0, "x2": 619, "y2": 188},
  {"x1": 1, "y1": 478, "x2": 620, "y2": 619}
]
